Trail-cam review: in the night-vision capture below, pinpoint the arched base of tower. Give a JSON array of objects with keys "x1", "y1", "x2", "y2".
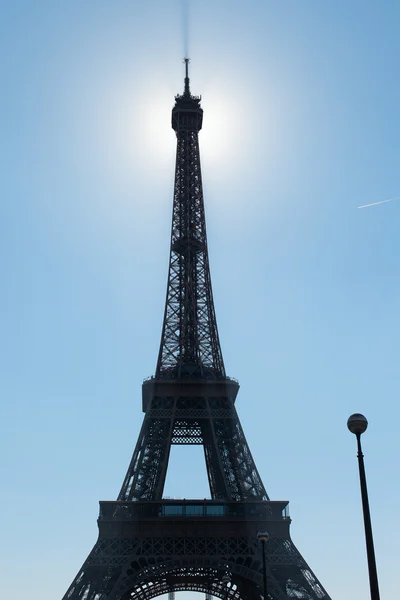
[
  {"x1": 119, "y1": 564, "x2": 252, "y2": 600},
  {"x1": 62, "y1": 500, "x2": 331, "y2": 600}
]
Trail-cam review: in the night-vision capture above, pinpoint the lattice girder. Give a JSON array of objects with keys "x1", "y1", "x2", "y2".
[
  {"x1": 61, "y1": 64, "x2": 332, "y2": 600},
  {"x1": 118, "y1": 382, "x2": 267, "y2": 502},
  {"x1": 156, "y1": 91, "x2": 224, "y2": 380},
  {"x1": 62, "y1": 500, "x2": 330, "y2": 600}
]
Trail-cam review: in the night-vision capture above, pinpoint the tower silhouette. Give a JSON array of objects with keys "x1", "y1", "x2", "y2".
[{"x1": 62, "y1": 61, "x2": 332, "y2": 600}]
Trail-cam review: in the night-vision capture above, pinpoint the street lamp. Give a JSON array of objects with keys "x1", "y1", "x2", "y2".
[
  {"x1": 347, "y1": 413, "x2": 380, "y2": 600},
  {"x1": 257, "y1": 530, "x2": 269, "y2": 600},
  {"x1": 221, "y1": 572, "x2": 230, "y2": 600}
]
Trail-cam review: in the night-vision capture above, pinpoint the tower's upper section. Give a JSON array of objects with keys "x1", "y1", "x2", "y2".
[
  {"x1": 155, "y1": 60, "x2": 225, "y2": 381},
  {"x1": 172, "y1": 59, "x2": 203, "y2": 133}
]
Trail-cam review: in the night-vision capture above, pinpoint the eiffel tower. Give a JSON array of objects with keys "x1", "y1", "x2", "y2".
[{"x1": 61, "y1": 60, "x2": 332, "y2": 600}]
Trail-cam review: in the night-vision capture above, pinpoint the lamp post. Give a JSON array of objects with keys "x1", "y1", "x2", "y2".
[
  {"x1": 347, "y1": 413, "x2": 380, "y2": 600},
  {"x1": 221, "y1": 572, "x2": 230, "y2": 600},
  {"x1": 257, "y1": 530, "x2": 269, "y2": 599}
]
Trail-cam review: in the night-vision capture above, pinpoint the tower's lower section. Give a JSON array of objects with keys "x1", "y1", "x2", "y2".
[{"x1": 62, "y1": 500, "x2": 331, "y2": 600}]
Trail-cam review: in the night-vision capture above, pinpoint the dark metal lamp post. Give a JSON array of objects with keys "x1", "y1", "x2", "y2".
[
  {"x1": 221, "y1": 572, "x2": 230, "y2": 600},
  {"x1": 347, "y1": 413, "x2": 380, "y2": 600},
  {"x1": 257, "y1": 530, "x2": 269, "y2": 600}
]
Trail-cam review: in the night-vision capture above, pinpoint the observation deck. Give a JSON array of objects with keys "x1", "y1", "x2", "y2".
[{"x1": 98, "y1": 499, "x2": 291, "y2": 540}]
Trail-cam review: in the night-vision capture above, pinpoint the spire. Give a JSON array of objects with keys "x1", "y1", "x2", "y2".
[{"x1": 183, "y1": 57, "x2": 190, "y2": 96}]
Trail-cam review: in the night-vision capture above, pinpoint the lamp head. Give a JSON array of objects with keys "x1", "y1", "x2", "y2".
[
  {"x1": 347, "y1": 413, "x2": 368, "y2": 435},
  {"x1": 257, "y1": 530, "x2": 269, "y2": 543}
]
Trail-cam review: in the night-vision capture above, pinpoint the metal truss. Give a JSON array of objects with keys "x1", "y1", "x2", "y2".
[
  {"x1": 61, "y1": 63, "x2": 332, "y2": 600},
  {"x1": 117, "y1": 394, "x2": 268, "y2": 502},
  {"x1": 62, "y1": 531, "x2": 331, "y2": 600},
  {"x1": 156, "y1": 74, "x2": 224, "y2": 380}
]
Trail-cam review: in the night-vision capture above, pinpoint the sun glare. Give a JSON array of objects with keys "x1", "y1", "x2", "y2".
[
  {"x1": 129, "y1": 91, "x2": 175, "y2": 171},
  {"x1": 127, "y1": 80, "x2": 250, "y2": 177},
  {"x1": 200, "y1": 87, "x2": 248, "y2": 170}
]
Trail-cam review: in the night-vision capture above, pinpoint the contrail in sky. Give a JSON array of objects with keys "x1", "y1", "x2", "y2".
[{"x1": 358, "y1": 196, "x2": 400, "y2": 209}]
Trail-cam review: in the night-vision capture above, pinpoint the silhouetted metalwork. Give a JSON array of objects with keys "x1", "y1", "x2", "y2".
[
  {"x1": 156, "y1": 58, "x2": 224, "y2": 381},
  {"x1": 61, "y1": 60, "x2": 332, "y2": 600}
]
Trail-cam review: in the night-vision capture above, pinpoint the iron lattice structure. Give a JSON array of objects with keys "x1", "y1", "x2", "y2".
[
  {"x1": 156, "y1": 62, "x2": 224, "y2": 381},
  {"x1": 61, "y1": 61, "x2": 332, "y2": 600}
]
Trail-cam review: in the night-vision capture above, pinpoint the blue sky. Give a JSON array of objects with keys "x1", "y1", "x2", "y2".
[{"x1": 1, "y1": 1, "x2": 399, "y2": 599}]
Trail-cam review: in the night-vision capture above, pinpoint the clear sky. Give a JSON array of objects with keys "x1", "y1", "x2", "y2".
[{"x1": 1, "y1": 1, "x2": 399, "y2": 599}]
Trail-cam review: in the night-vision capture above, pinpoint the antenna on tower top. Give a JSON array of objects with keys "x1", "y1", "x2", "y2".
[{"x1": 183, "y1": 57, "x2": 190, "y2": 96}]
